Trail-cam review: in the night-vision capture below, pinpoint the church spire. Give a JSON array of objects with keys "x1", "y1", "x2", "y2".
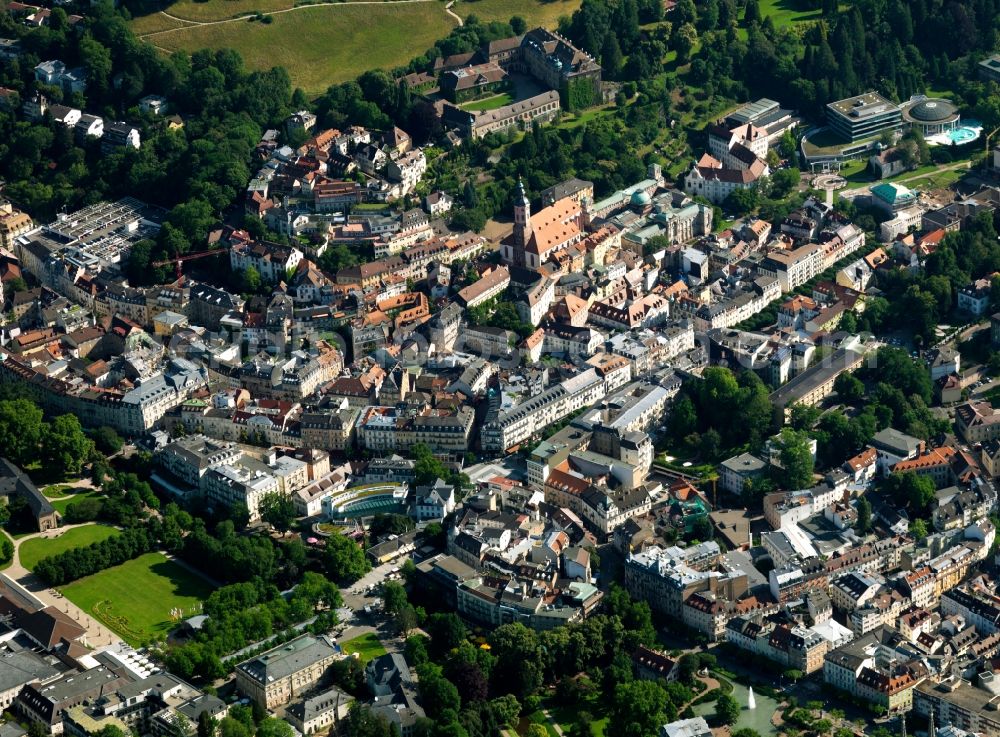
[
  {"x1": 513, "y1": 178, "x2": 532, "y2": 252},
  {"x1": 517, "y1": 177, "x2": 529, "y2": 206}
]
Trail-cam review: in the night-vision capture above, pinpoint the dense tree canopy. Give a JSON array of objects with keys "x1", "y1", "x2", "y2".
[
  {"x1": 771, "y1": 428, "x2": 815, "y2": 490},
  {"x1": 884, "y1": 471, "x2": 937, "y2": 517},
  {"x1": 164, "y1": 572, "x2": 341, "y2": 679},
  {"x1": 716, "y1": 693, "x2": 741, "y2": 726},
  {"x1": 668, "y1": 367, "x2": 775, "y2": 459},
  {"x1": 0, "y1": 3, "x2": 295, "y2": 281},
  {"x1": 35, "y1": 527, "x2": 154, "y2": 586},
  {"x1": 42, "y1": 414, "x2": 94, "y2": 476},
  {"x1": 653, "y1": 0, "x2": 1000, "y2": 125},
  {"x1": 324, "y1": 532, "x2": 371, "y2": 584},
  {"x1": 0, "y1": 399, "x2": 45, "y2": 467},
  {"x1": 258, "y1": 491, "x2": 297, "y2": 532},
  {"x1": 611, "y1": 681, "x2": 673, "y2": 737}
]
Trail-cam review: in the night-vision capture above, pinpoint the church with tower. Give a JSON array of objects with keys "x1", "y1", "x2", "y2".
[{"x1": 501, "y1": 180, "x2": 588, "y2": 270}]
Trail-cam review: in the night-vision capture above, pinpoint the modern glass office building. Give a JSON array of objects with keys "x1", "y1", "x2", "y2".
[{"x1": 826, "y1": 91, "x2": 902, "y2": 142}]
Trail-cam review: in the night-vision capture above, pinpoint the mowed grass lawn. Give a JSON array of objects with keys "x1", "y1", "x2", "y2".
[
  {"x1": 755, "y1": 0, "x2": 826, "y2": 26},
  {"x1": 151, "y1": 4, "x2": 453, "y2": 94},
  {"x1": 904, "y1": 167, "x2": 969, "y2": 192},
  {"x1": 19, "y1": 524, "x2": 120, "y2": 571},
  {"x1": 450, "y1": 0, "x2": 580, "y2": 26},
  {"x1": 50, "y1": 490, "x2": 103, "y2": 516},
  {"x1": 548, "y1": 694, "x2": 608, "y2": 737},
  {"x1": 130, "y1": 12, "x2": 192, "y2": 35},
  {"x1": 736, "y1": 0, "x2": 856, "y2": 39},
  {"x1": 340, "y1": 633, "x2": 386, "y2": 663},
  {"x1": 145, "y1": 0, "x2": 295, "y2": 22},
  {"x1": 143, "y1": 0, "x2": 580, "y2": 26},
  {"x1": 61, "y1": 552, "x2": 214, "y2": 646},
  {"x1": 136, "y1": 0, "x2": 582, "y2": 93},
  {"x1": 520, "y1": 711, "x2": 559, "y2": 737},
  {"x1": 461, "y1": 92, "x2": 514, "y2": 111}
]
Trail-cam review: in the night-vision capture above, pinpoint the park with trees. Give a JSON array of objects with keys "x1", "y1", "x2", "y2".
[
  {"x1": 330, "y1": 580, "x2": 767, "y2": 737},
  {"x1": 0, "y1": 398, "x2": 94, "y2": 481}
]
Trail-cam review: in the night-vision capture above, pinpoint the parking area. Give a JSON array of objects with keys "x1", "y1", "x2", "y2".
[{"x1": 341, "y1": 560, "x2": 403, "y2": 613}]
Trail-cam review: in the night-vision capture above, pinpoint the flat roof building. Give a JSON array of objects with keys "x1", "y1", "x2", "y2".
[
  {"x1": 660, "y1": 718, "x2": 712, "y2": 737},
  {"x1": 724, "y1": 98, "x2": 799, "y2": 142},
  {"x1": 719, "y1": 452, "x2": 767, "y2": 496},
  {"x1": 978, "y1": 53, "x2": 1000, "y2": 83},
  {"x1": 826, "y1": 91, "x2": 902, "y2": 142},
  {"x1": 769, "y1": 348, "x2": 865, "y2": 413}
]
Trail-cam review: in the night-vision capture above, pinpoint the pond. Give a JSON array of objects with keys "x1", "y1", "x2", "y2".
[{"x1": 692, "y1": 681, "x2": 781, "y2": 736}]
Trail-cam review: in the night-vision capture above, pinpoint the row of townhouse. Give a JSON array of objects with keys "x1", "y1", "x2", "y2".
[
  {"x1": 684, "y1": 593, "x2": 779, "y2": 644},
  {"x1": 756, "y1": 224, "x2": 865, "y2": 294},
  {"x1": 726, "y1": 616, "x2": 837, "y2": 674},
  {"x1": 521, "y1": 322, "x2": 606, "y2": 362},
  {"x1": 607, "y1": 323, "x2": 696, "y2": 376},
  {"x1": 229, "y1": 238, "x2": 304, "y2": 283},
  {"x1": 455, "y1": 574, "x2": 600, "y2": 630},
  {"x1": 823, "y1": 628, "x2": 926, "y2": 715},
  {"x1": 0, "y1": 352, "x2": 208, "y2": 435},
  {"x1": 544, "y1": 473, "x2": 652, "y2": 537},
  {"x1": 235, "y1": 344, "x2": 343, "y2": 401},
  {"x1": 164, "y1": 398, "x2": 303, "y2": 448},
  {"x1": 17, "y1": 667, "x2": 227, "y2": 737},
  {"x1": 758, "y1": 243, "x2": 824, "y2": 293},
  {"x1": 675, "y1": 276, "x2": 782, "y2": 331},
  {"x1": 821, "y1": 224, "x2": 866, "y2": 267},
  {"x1": 336, "y1": 233, "x2": 491, "y2": 290},
  {"x1": 355, "y1": 405, "x2": 476, "y2": 454},
  {"x1": 587, "y1": 293, "x2": 671, "y2": 332},
  {"x1": 527, "y1": 415, "x2": 655, "y2": 493},
  {"x1": 480, "y1": 367, "x2": 608, "y2": 452},
  {"x1": 18, "y1": 244, "x2": 246, "y2": 331},
  {"x1": 299, "y1": 404, "x2": 362, "y2": 451}
]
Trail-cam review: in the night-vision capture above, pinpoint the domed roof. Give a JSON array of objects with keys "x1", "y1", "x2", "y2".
[
  {"x1": 630, "y1": 189, "x2": 651, "y2": 207},
  {"x1": 908, "y1": 99, "x2": 958, "y2": 122}
]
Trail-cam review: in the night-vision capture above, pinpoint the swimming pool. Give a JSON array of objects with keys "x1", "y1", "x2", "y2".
[
  {"x1": 947, "y1": 127, "x2": 978, "y2": 143},
  {"x1": 928, "y1": 120, "x2": 982, "y2": 146},
  {"x1": 331, "y1": 498, "x2": 406, "y2": 520}
]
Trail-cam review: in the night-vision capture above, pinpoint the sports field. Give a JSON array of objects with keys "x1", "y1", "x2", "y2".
[
  {"x1": 133, "y1": 0, "x2": 582, "y2": 94},
  {"x1": 19, "y1": 525, "x2": 120, "y2": 571},
  {"x1": 61, "y1": 552, "x2": 214, "y2": 646}
]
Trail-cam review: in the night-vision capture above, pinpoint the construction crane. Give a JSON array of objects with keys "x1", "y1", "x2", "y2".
[
  {"x1": 985, "y1": 125, "x2": 1000, "y2": 161},
  {"x1": 152, "y1": 249, "x2": 227, "y2": 279}
]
